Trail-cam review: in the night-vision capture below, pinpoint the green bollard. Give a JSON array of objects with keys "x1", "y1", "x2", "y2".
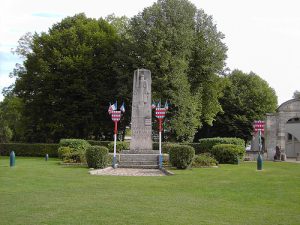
[
  {"x1": 257, "y1": 153, "x2": 263, "y2": 170},
  {"x1": 10, "y1": 151, "x2": 15, "y2": 167},
  {"x1": 45, "y1": 154, "x2": 49, "y2": 161}
]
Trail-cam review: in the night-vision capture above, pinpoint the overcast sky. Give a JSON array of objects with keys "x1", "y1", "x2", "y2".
[{"x1": 1, "y1": 0, "x2": 299, "y2": 105}]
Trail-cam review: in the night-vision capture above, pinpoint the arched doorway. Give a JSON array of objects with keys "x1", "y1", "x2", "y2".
[{"x1": 285, "y1": 117, "x2": 300, "y2": 158}]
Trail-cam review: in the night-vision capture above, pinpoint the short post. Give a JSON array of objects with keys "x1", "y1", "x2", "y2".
[
  {"x1": 45, "y1": 154, "x2": 49, "y2": 161},
  {"x1": 10, "y1": 151, "x2": 15, "y2": 167}
]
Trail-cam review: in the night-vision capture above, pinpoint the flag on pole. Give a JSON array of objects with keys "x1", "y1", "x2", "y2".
[
  {"x1": 164, "y1": 100, "x2": 169, "y2": 110},
  {"x1": 151, "y1": 101, "x2": 156, "y2": 109},
  {"x1": 157, "y1": 101, "x2": 161, "y2": 108},
  {"x1": 120, "y1": 102, "x2": 125, "y2": 113},
  {"x1": 108, "y1": 103, "x2": 113, "y2": 115},
  {"x1": 112, "y1": 101, "x2": 117, "y2": 111}
]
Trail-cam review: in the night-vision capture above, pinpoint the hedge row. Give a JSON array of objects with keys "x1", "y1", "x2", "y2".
[
  {"x1": 198, "y1": 137, "x2": 245, "y2": 153},
  {"x1": 0, "y1": 143, "x2": 59, "y2": 157}
]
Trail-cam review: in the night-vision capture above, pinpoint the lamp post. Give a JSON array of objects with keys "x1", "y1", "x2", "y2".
[
  {"x1": 108, "y1": 102, "x2": 125, "y2": 169},
  {"x1": 153, "y1": 101, "x2": 168, "y2": 169},
  {"x1": 254, "y1": 120, "x2": 265, "y2": 171}
]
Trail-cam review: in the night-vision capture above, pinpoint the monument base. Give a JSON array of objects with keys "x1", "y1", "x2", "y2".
[
  {"x1": 118, "y1": 150, "x2": 160, "y2": 169},
  {"x1": 121, "y1": 150, "x2": 159, "y2": 154}
]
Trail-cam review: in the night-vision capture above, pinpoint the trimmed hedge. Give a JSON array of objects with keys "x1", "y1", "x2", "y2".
[
  {"x1": 87, "y1": 140, "x2": 111, "y2": 147},
  {"x1": 0, "y1": 143, "x2": 59, "y2": 157},
  {"x1": 59, "y1": 139, "x2": 91, "y2": 163},
  {"x1": 192, "y1": 153, "x2": 218, "y2": 167},
  {"x1": 59, "y1": 139, "x2": 90, "y2": 150},
  {"x1": 211, "y1": 144, "x2": 245, "y2": 164},
  {"x1": 86, "y1": 146, "x2": 109, "y2": 169},
  {"x1": 107, "y1": 141, "x2": 129, "y2": 153},
  {"x1": 169, "y1": 144, "x2": 195, "y2": 169},
  {"x1": 198, "y1": 137, "x2": 245, "y2": 153}
]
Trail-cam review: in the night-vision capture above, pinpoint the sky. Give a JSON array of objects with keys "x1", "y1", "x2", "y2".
[{"x1": 1, "y1": 0, "x2": 299, "y2": 105}]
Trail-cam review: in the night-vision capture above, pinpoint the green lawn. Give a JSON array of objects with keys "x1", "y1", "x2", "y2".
[{"x1": 0, "y1": 157, "x2": 299, "y2": 225}]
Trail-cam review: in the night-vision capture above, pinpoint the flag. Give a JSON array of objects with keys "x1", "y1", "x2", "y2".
[
  {"x1": 164, "y1": 100, "x2": 169, "y2": 110},
  {"x1": 120, "y1": 102, "x2": 125, "y2": 113},
  {"x1": 157, "y1": 101, "x2": 161, "y2": 108},
  {"x1": 108, "y1": 103, "x2": 113, "y2": 115},
  {"x1": 112, "y1": 101, "x2": 117, "y2": 111},
  {"x1": 151, "y1": 101, "x2": 156, "y2": 109}
]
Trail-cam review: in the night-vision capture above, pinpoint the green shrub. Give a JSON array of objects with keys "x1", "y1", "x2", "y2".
[
  {"x1": 57, "y1": 146, "x2": 82, "y2": 163},
  {"x1": 59, "y1": 139, "x2": 90, "y2": 151},
  {"x1": 0, "y1": 143, "x2": 59, "y2": 157},
  {"x1": 59, "y1": 139, "x2": 90, "y2": 163},
  {"x1": 86, "y1": 146, "x2": 109, "y2": 169},
  {"x1": 198, "y1": 137, "x2": 245, "y2": 153},
  {"x1": 169, "y1": 144, "x2": 195, "y2": 169},
  {"x1": 107, "y1": 141, "x2": 129, "y2": 153},
  {"x1": 211, "y1": 144, "x2": 245, "y2": 164},
  {"x1": 192, "y1": 153, "x2": 218, "y2": 167},
  {"x1": 87, "y1": 140, "x2": 111, "y2": 147}
]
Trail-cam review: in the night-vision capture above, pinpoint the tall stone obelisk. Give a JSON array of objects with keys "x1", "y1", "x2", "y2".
[{"x1": 130, "y1": 69, "x2": 152, "y2": 151}]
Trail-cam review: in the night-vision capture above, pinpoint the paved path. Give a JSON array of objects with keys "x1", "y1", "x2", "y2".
[{"x1": 89, "y1": 167, "x2": 167, "y2": 176}]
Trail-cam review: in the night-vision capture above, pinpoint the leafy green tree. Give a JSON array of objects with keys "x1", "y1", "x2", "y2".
[
  {"x1": 129, "y1": 0, "x2": 227, "y2": 141},
  {"x1": 0, "y1": 95, "x2": 25, "y2": 142},
  {"x1": 11, "y1": 13, "x2": 133, "y2": 142},
  {"x1": 197, "y1": 70, "x2": 278, "y2": 141}
]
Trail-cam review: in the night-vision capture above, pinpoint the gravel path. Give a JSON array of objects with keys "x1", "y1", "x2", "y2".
[{"x1": 89, "y1": 167, "x2": 167, "y2": 176}]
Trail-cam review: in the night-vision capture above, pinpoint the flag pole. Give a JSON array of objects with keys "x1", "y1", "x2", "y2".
[{"x1": 113, "y1": 120, "x2": 118, "y2": 168}]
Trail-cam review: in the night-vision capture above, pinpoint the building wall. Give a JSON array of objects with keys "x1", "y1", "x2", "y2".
[{"x1": 265, "y1": 99, "x2": 300, "y2": 160}]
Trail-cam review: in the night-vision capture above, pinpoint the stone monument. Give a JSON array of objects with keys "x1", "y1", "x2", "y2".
[
  {"x1": 130, "y1": 69, "x2": 152, "y2": 151},
  {"x1": 118, "y1": 69, "x2": 159, "y2": 168}
]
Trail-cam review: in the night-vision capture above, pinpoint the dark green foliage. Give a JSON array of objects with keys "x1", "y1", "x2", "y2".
[
  {"x1": 192, "y1": 153, "x2": 218, "y2": 167},
  {"x1": 0, "y1": 143, "x2": 59, "y2": 157},
  {"x1": 11, "y1": 13, "x2": 134, "y2": 142},
  {"x1": 59, "y1": 139, "x2": 90, "y2": 162},
  {"x1": 211, "y1": 144, "x2": 245, "y2": 164},
  {"x1": 85, "y1": 146, "x2": 109, "y2": 169},
  {"x1": 107, "y1": 141, "x2": 129, "y2": 153},
  {"x1": 87, "y1": 140, "x2": 111, "y2": 147},
  {"x1": 153, "y1": 142, "x2": 202, "y2": 154},
  {"x1": 59, "y1": 139, "x2": 90, "y2": 150},
  {"x1": 198, "y1": 137, "x2": 245, "y2": 152},
  {"x1": 130, "y1": 0, "x2": 227, "y2": 141},
  {"x1": 197, "y1": 70, "x2": 277, "y2": 141},
  {"x1": 169, "y1": 144, "x2": 195, "y2": 169}
]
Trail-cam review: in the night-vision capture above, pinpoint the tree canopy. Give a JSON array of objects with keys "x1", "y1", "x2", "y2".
[
  {"x1": 4, "y1": 0, "x2": 278, "y2": 143},
  {"x1": 196, "y1": 70, "x2": 278, "y2": 141},
  {"x1": 129, "y1": 0, "x2": 227, "y2": 141},
  {"x1": 11, "y1": 13, "x2": 134, "y2": 142}
]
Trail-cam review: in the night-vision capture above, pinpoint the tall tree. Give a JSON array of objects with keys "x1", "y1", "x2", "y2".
[
  {"x1": 197, "y1": 70, "x2": 278, "y2": 141},
  {"x1": 0, "y1": 95, "x2": 25, "y2": 142},
  {"x1": 129, "y1": 0, "x2": 227, "y2": 141},
  {"x1": 11, "y1": 13, "x2": 133, "y2": 142}
]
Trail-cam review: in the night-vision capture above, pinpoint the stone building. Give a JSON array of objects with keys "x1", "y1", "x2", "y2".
[{"x1": 265, "y1": 98, "x2": 300, "y2": 160}]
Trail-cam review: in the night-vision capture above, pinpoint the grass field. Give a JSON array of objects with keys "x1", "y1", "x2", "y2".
[{"x1": 0, "y1": 157, "x2": 299, "y2": 225}]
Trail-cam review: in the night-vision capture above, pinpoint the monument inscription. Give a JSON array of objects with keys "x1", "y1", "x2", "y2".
[{"x1": 130, "y1": 69, "x2": 152, "y2": 151}]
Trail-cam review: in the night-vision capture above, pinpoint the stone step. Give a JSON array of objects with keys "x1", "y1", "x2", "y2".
[
  {"x1": 121, "y1": 150, "x2": 159, "y2": 154},
  {"x1": 118, "y1": 161, "x2": 158, "y2": 166},
  {"x1": 119, "y1": 154, "x2": 159, "y2": 162},
  {"x1": 118, "y1": 164, "x2": 159, "y2": 169}
]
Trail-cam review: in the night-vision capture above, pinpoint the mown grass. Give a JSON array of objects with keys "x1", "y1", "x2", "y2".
[{"x1": 0, "y1": 157, "x2": 299, "y2": 225}]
